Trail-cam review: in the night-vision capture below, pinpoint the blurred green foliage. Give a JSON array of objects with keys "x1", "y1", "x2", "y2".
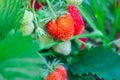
[{"x1": 0, "y1": 0, "x2": 24, "y2": 39}]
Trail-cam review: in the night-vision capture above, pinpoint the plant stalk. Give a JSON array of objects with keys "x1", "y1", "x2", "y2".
[{"x1": 46, "y1": 0, "x2": 57, "y2": 17}]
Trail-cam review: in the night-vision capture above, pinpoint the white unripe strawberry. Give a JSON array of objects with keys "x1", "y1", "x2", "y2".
[
  {"x1": 22, "y1": 10, "x2": 34, "y2": 24},
  {"x1": 20, "y1": 10, "x2": 35, "y2": 35},
  {"x1": 52, "y1": 40, "x2": 71, "y2": 55},
  {"x1": 20, "y1": 22, "x2": 34, "y2": 35}
]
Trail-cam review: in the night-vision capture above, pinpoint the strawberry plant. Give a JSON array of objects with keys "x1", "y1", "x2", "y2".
[{"x1": 0, "y1": 0, "x2": 120, "y2": 80}]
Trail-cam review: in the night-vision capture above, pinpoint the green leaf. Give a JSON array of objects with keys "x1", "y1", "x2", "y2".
[
  {"x1": 0, "y1": 32, "x2": 43, "y2": 80},
  {"x1": 0, "y1": 0, "x2": 24, "y2": 39},
  {"x1": 0, "y1": 31, "x2": 39, "y2": 61},
  {"x1": 0, "y1": 56, "x2": 42, "y2": 80},
  {"x1": 68, "y1": 72, "x2": 95, "y2": 80},
  {"x1": 70, "y1": 46, "x2": 120, "y2": 80},
  {"x1": 71, "y1": 40, "x2": 81, "y2": 55},
  {"x1": 79, "y1": 74, "x2": 96, "y2": 80}
]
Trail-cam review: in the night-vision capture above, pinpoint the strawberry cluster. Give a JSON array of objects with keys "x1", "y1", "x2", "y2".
[
  {"x1": 45, "y1": 5, "x2": 86, "y2": 55},
  {"x1": 20, "y1": 1, "x2": 87, "y2": 80}
]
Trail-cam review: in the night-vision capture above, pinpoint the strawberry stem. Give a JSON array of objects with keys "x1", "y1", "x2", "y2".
[
  {"x1": 32, "y1": 0, "x2": 39, "y2": 28},
  {"x1": 40, "y1": 31, "x2": 103, "y2": 50},
  {"x1": 37, "y1": 52, "x2": 53, "y2": 71},
  {"x1": 32, "y1": 0, "x2": 45, "y2": 37},
  {"x1": 59, "y1": 0, "x2": 62, "y2": 6},
  {"x1": 107, "y1": 38, "x2": 120, "y2": 46},
  {"x1": 32, "y1": 0, "x2": 52, "y2": 71},
  {"x1": 79, "y1": 39, "x2": 92, "y2": 49},
  {"x1": 46, "y1": 0, "x2": 57, "y2": 17},
  {"x1": 72, "y1": 31, "x2": 103, "y2": 40}
]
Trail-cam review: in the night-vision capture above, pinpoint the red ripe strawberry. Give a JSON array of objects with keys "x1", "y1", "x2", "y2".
[
  {"x1": 46, "y1": 13, "x2": 74, "y2": 41},
  {"x1": 45, "y1": 64, "x2": 67, "y2": 80},
  {"x1": 78, "y1": 32, "x2": 87, "y2": 50},
  {"x1": 116, "y1": 0, "x2": 119, "y2": 8},
  {"x1": 30, "y1": 0, "x2": 44, "y2": 11},
  {"x1": 79, "y1": 37, "x2": 87, "y2": 50},
  {"x1": 67, "y1": 5, "x2": 84, "y2": 36}
]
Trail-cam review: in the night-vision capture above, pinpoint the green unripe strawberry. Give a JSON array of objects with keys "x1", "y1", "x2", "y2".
[
  {"x1": 52, "y1": 40, "x2": 71, "y2": 55},
  {"x1": 65, "y1": 0, "x2": 83, "y2": 5}
]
